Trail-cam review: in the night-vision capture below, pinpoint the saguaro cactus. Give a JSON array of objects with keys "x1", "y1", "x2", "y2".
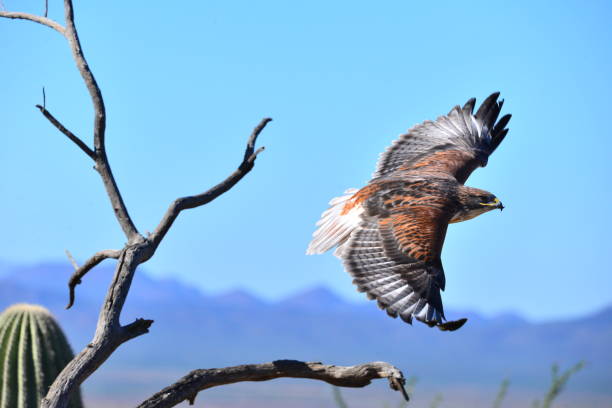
[{"x1": 0, "y1": 304, "x2": 83, "y2": 408}]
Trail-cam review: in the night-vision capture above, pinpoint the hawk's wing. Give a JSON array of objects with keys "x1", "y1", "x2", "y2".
[
  {"x1": 372, "y1": 92, "x2": 511, "y2": 184},
  {"x1": 341, "y1": 193, "x2": 461, "y2": 329}
]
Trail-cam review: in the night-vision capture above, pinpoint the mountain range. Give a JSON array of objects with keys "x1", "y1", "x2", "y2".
[{"x1": 1, "y1": 262, "x2": 610, "y2": 408}]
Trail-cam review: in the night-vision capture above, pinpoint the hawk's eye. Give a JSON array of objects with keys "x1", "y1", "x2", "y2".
[{"x1": 478, "y1": 196, "x2": 496, "y2": 206}]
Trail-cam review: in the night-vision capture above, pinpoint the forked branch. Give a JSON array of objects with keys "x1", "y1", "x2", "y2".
[
  {"x1": 149, "y1": 117, "x2": 272, "y2": 248},
  {"x1": 137, "y1": 360, "x2": 409, "y2": 408},
  {"x1": 0, "y1": 1, "x2": 139, "y2": 240},
  {"x1": 62, "y1": 0, "x2": 139, "y2": 240}
]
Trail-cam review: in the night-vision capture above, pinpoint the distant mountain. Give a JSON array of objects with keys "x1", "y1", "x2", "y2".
[
  {"x1": 1, "y1": 262, "x2": 610, "y2": 406},
  {"x1": 213, "y1": 288, "x2": 268, "y2": 307},
  {"x1": 278, "y1": 286, "x2": 352, "y2": 311}
]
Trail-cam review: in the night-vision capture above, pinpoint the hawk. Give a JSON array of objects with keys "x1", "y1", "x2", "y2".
[{"x1": 307, "y1": 93, "x2": 510, "y2": 331}]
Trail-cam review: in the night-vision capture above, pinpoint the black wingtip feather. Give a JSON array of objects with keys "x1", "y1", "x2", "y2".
[
  {"x1": 491, "y1": 128, "x2": 509, "y2": 151},
  {"x1": 493, "y1": 113, "x2": 512, "y2": 135},
  {"x1": 475, "y1": 92, "x2": 501, "y2": 121},
  {"x1": 474, "y1": 93, "x2": 511, "y2": 153},
  {"x1": 483, "y1": 104, "x2": 502, "y2": 132},
  {"x1": 463, "y1": 97, "x2": 476, "y2": 114}
]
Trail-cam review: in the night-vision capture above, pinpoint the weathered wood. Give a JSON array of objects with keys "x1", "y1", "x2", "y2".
[
  {"x1": 137, "y1": 360, "x2": 408, "y2": 408},
  {"x1": 35, "y1": 105, "x2": 96, "y2": 161},
  {"x1": 0, "y1": 10, "x2": 65, "y2": 34},
  {"x1": 65, "y1": 249, "x2": 121, "y2": 309}
]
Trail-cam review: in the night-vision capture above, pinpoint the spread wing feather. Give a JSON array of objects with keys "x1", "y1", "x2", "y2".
[
  {"x1": 343, "y1": 219, "x2": 441, "y2": 324},
  {"x1": 372, "y1": 92, "x2": 511, "y2": 184},
  {"x1": 341, "y1": 197, "x2": 453, "y2": 326}
]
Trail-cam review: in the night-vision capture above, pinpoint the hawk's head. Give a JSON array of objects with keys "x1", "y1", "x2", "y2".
[{"x1": 450, "y1": 187, "x2": 504, "y2": 223}]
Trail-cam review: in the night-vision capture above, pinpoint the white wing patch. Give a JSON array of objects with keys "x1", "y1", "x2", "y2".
[{"x1": 306, "y1": 188, "x2": 364, "y2": 256}]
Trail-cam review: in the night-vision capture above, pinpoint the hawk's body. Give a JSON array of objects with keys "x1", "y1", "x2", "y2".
[{"x1": 307, "y1": 93, "x2": 511, "y2": 331}]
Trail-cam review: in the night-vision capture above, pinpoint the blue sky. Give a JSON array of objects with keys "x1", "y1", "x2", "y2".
[{"x1": 1, "y1": 0, "x2": 611, "y2": 321}]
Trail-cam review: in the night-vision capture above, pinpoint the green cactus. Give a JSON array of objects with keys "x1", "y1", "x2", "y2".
[{"x1": 0, "y1": 304, "x2": 84, "y2": 408}]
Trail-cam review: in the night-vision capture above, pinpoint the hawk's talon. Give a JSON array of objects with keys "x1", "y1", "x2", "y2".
[{"x1": 437, "y1": 318, "x2": 468, "y2": 332}]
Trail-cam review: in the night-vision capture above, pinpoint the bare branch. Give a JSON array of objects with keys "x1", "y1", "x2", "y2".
[
  {"x1": 64, "y1": 249, "x2": 79, "y2": 270},
  {"x1": 150, "y1": 117, "x2": 272, "y2": 248},
  {"x1": 42, "y1": 243, "x2": 152, "y2": 408},
  {"x1": 65, "y1": 249, "x2": 121, "y2": 309},
  {"x1": 36, "y1": 104, "x2": 97, "y2": 160},
  {"x1": 41, "y1": 312, "x2": 153, "y2": 408},
  {"x1": 137, "y1": 360, "x2": 408, "y2": 408},
  {"x1": 0, "y1": 11, "x2": 65, "y2": 34},
  {"x1": 244, "y1": 117, "x2": 271, "y2": 162},
  {"x1": 42, "y1": 116, "x2": 272, "y2": 406},
  {"x1": 62, "y1": 0, "x2": 139, "y2": 241}
]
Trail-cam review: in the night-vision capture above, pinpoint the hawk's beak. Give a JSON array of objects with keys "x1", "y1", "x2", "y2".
[{"x1": 492, "y1": 197, "x2": 504, "y2": 211}]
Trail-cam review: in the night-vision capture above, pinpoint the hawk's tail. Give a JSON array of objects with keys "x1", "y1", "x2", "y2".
[{"x1": 306, "y1": 188, "x2": 363, "y2": 256}]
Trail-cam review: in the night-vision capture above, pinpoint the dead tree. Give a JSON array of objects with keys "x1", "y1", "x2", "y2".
[{"x1": 0, "y1": 2, "x2": 408, "y2": 407}]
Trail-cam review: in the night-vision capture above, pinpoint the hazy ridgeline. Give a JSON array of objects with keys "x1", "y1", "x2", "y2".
[{"x1": 1, "y1": 262, "x2": 610, "y2": 407}]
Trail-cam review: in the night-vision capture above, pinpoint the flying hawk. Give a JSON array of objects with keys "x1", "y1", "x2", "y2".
[{"x1": 307, "y1": 93, "x2": 510, "y2": 331}]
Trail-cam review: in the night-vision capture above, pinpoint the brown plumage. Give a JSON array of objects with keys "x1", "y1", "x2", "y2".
[{"x1": 307, "y1": 93, "x2": 510, "y2": 331}]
